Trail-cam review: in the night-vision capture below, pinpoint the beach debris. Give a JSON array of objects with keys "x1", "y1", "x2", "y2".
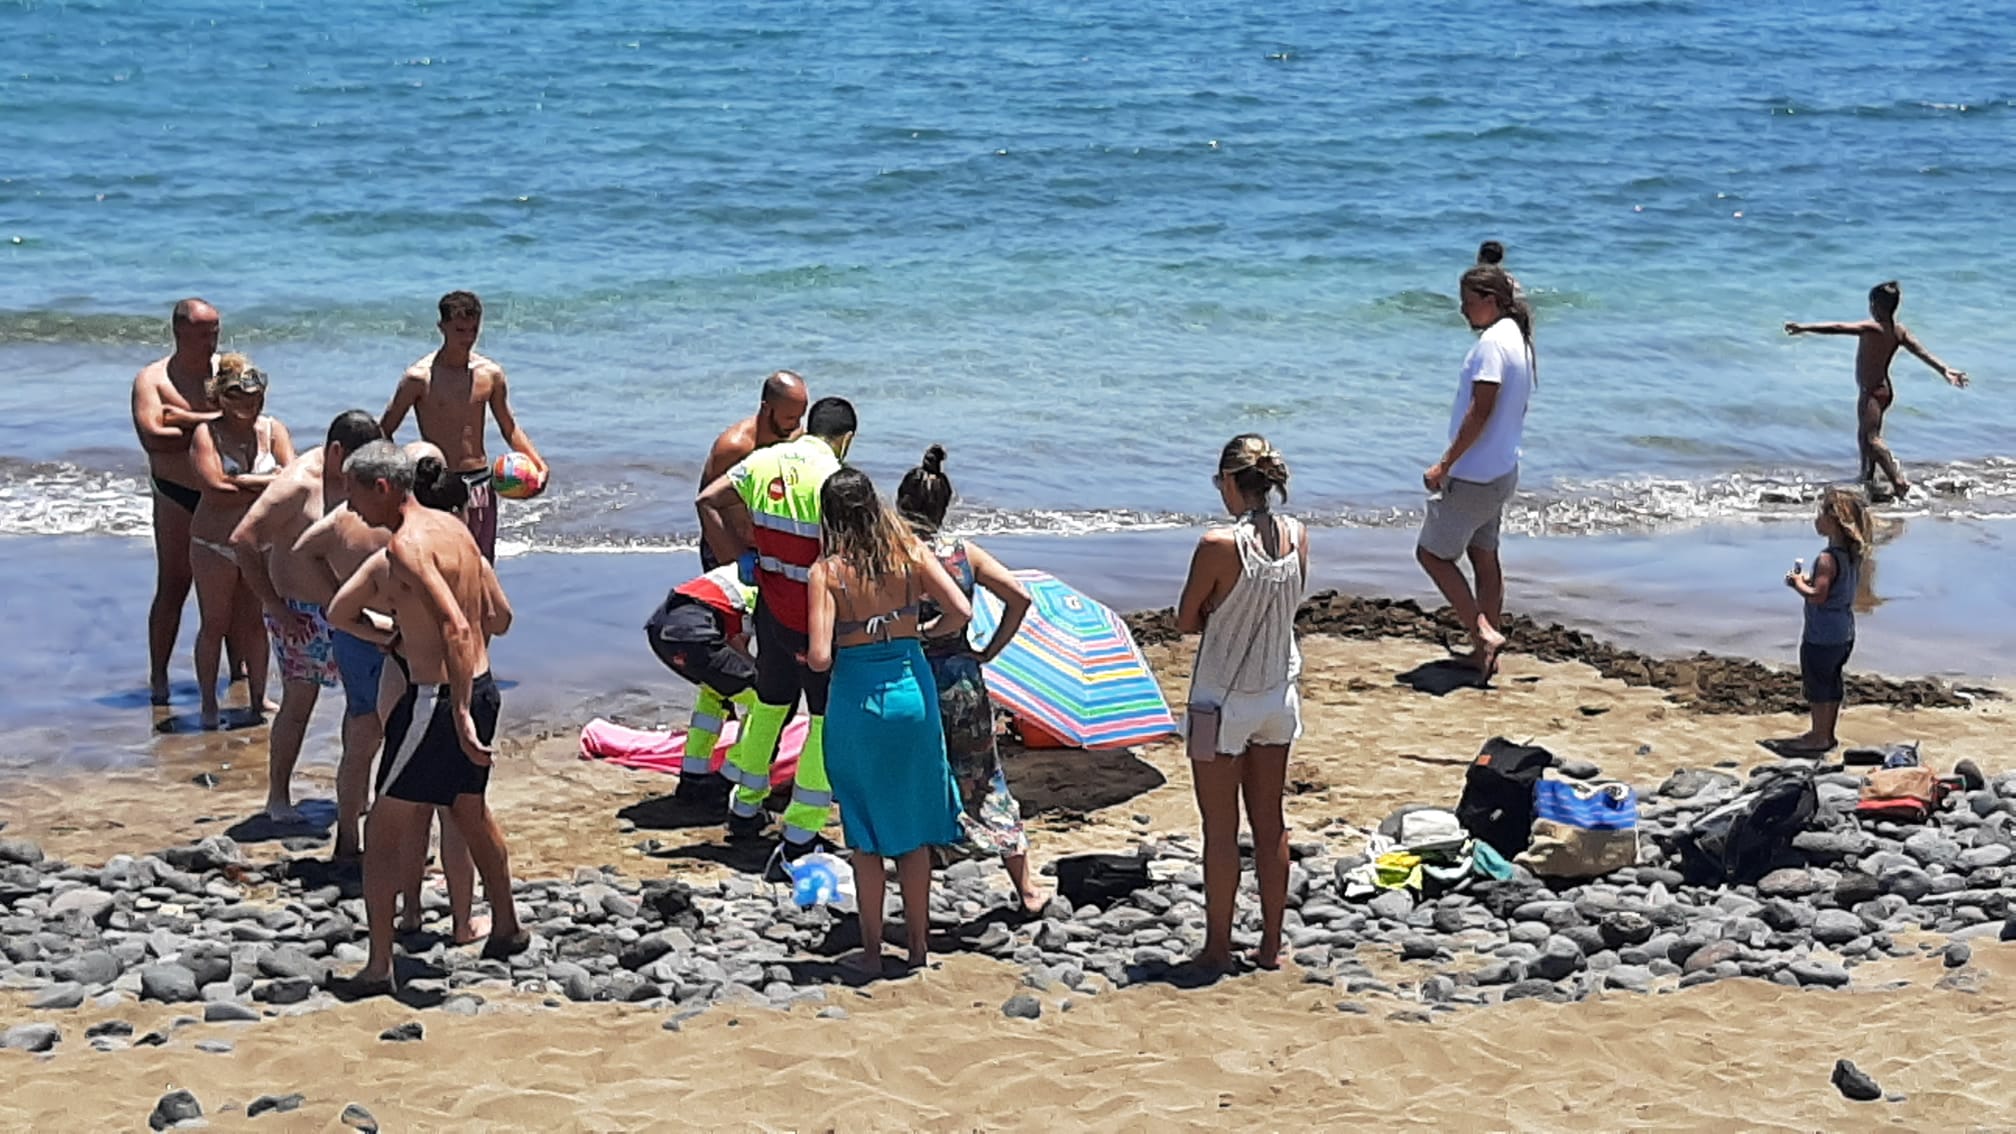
[
  {"x1": 247, "y1": 1093, "x2": 306, "y2": 1118},
  {"x1": 340, "y1": 1102, "x2": 380, "y2": 1132},
  {"x1": 379, "y1": 1021, "x2": 424, "y2": 1043},
  {"x1": 190, "y1": 773, "x2": 219, "y2": 788},
  {"x1": 1830, "y1": 1059, "x2": 1883, "y2": 1102},
  {"x1": 1000, "y1": 993, "x2": 1042, "y2": 1020},
  {"x1": 147, "y1": 1089, "x2": 203, "y2": 1130}
]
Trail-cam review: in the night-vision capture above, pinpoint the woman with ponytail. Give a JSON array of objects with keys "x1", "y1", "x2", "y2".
[
  {"x1": 1175, "y1": 434, "x2": 1308, "y2": 973},
  {"x1": 1417, "y1": 263, "x2": 1535, "y2": 678},
  {"x1": 896, "y1": 445, "x2": 1045, "y2": 914}
]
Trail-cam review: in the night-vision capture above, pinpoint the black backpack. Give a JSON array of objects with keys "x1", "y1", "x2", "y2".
[
  {"x1": 1456, "y1": 737, "x2": 1555, "y2": 858},
  {"x1": 1055, "y1": 853, "x2": 1152, "y2": 909},
  {"x1": 1673, "y1": 767, "x2": 1818, "y2": 885}
]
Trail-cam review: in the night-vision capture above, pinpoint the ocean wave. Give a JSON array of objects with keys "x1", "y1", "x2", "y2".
[{"x1": 8, "y1": 455, "x2": 2014, "y2": 552}]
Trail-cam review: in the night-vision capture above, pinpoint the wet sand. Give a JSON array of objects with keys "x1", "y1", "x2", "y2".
[{"x1": 5, "y1": 627, "x2": 2014, "y2": 1130}]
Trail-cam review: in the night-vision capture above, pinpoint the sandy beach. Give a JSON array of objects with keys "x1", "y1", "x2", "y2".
[{"x1": 6, "y1": 626, "x2": 2014, "y2": 1131}]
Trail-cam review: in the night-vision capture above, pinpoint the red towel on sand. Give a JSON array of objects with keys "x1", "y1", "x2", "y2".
[{"x1": 577, "y1": 716, "x2": 805, "y2": 789}]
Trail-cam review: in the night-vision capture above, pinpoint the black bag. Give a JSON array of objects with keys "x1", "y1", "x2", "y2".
[
  {"x1": 1457, "y1": 737, "x2": 1555, "y2": 858},
  {"x1": 1673, "y1": 767, "x2": 1818, "y2": 885},
  {"x1": 1055, "y1": 853, "x2": 1151, "y2": 909}
]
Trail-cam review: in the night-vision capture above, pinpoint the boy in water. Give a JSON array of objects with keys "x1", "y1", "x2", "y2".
[
  {"x1": 1785, "y1": 282, "x2": 1969, "y2": 500},
  {"x1": 379, "y1": 290, "x2": 546, "y2": 562}
]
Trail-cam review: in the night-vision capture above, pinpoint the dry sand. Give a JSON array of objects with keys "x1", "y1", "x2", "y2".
[{"x1": 5, "y1": 635, "x2": 2015, "y2": 1131}]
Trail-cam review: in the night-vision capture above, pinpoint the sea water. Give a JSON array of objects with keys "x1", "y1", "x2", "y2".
[{"x1": 2, "y1": 0, "x2": 2014, "y2": 763}]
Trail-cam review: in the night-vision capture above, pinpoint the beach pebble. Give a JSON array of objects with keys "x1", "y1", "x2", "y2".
[
  {"x1": 258, "y1": 977, "x2": 315, "y2": 1006},
  {"x1": 1500, "y1": 979, "x2": 1566, "y2": 1003},
  {"x1": 148, "y1": 1089, "x2": 203, "y2": 1131},
  {"x1": 1756, "y1": 868, "x2": 1819, "y2": 898},
  {"x1": 341, "y1": 1102, "x2": 380, "y2": 1132},
  {"x1": 817, "y1": 1006, "x2": 849, "y2": 1021},
  {"x1": 1554, "y1": 758, "x2": 1602, "y2": 781},
  {"x1": 51, "y1": 949, "x2": 121, "y2": 987},
  {"x1": 48, "y1": 887, "x2": 116, "y2": 925},
  {"x1": 0, "y1": 838, "x2": 43, "y2": 866},
  {"x1": 203, "y1": 1001, "x2": 260, "y2": 1023},
  {"x1": 1789, "y1": 959, "x2": 1850, "y2": 988},
  {"x1": 139, "y1": 963, "x2": 201, "y2": 1004},
  {"x1": 1, "y1": 1023, "x2": 61, "y2": 1053},
  {"x1": 1530, "y1": 936, "x2": 1583, "y2": 981},
  {"x1": 247, "y1": 1093, "x2": 305, "y2": 1118},
  {"x1": 1831, "y1": 1059, "x2": 1882, "y2": 1102},
  {"x1": 1367, "y1": 890, "x2": 1413, "y2": 923},
  {"x1": 195, "y1": 1038, "x2": 234, "y2": 1054},
  {"x1": 1943, "y1": 941, "x2": 1972, "y2": 968},
  {"x1": 1811, "y1": 910, "x2": 1864, "y2": 946},
  {"x1": 379, "y1": 1020, "x2": 425, "y2": 1042},
  {"x1": 1001, "y1": 993, "x2": 1042, "y2": 1020},
  {"x1": 85, "y1": 1019, "x2": 133, "y2": 1039},
  {"x1": 29, "y1": 981, "x2": 85, "y2": 1010}
]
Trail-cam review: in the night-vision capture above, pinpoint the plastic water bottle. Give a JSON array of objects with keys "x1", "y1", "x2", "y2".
[{"x1": 786, "y1": 852, "x2": 853, "y2": 908}]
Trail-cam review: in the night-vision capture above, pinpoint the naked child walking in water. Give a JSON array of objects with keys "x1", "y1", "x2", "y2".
[{"x1": 1785, "y1": 281, "x2": 1969, "y2": 501}]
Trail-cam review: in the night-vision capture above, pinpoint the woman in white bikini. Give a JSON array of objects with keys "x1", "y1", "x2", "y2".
[{"x1": 188, "y1": 354, "x2": 295, "y2": 727}]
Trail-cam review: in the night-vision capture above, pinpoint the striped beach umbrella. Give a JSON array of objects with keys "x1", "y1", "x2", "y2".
[{"x1": 967, "y1": 570, "x2": 1178, "y2": 750}]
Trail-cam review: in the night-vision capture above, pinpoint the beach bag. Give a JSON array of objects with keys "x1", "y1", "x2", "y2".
[
  {"x1": 1673, "y1": 768, "x2": 1817, "y2": 885},
  {"x1": 1054, "y1": 853, "x2": 1151, "y2": 908},
  {"x1": 1515, "y1": 776, "x2": 1640, "y2": 879},
  {"x1": 1457, "y1": 738, "x2": 1555, "y2": 858},
  {"x1": 1855, "y1": 766, "x2": 1945, "y2": 824}
]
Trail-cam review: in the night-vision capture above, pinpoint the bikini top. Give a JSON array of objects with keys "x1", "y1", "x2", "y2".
[
  {"x1": 216, "y1": 418, "x2": 277, "y2": 477},
  {"x1": 833, "y1": 567, "x2": 920, "y2": 642}
]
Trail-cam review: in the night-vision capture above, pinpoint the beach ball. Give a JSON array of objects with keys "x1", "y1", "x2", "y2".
[
  {"x1": 787, "y1": 852, "x2": 853, "y2": 908},
  {"x1": 492, "y1": 451, "x2": 545, "y2": 500}
]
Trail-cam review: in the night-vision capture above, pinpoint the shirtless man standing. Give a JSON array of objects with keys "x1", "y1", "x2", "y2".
[
  {"x1": 379, "y1": 291, "x2": 546, "y2": 562},
  {"x1": 697, "y1": 371, "x2": 808, "y2": 570},
  {"x1": 229, "y1": 410, "x2": 385, "y2": 822},
  {"x1": 327, "y1": 441, "x2": 525, "y2": 988},
  {"x1": 131, "y1": 298, "x2": 222, "y2": 703},
  {"x1": 1786, "y1": 281, "x2": 1970, "y2": 500}
]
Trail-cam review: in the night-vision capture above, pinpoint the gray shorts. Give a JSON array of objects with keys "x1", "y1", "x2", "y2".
[{"x1": 1418, "y1": 468, "x2": 1518, "y2": 561}]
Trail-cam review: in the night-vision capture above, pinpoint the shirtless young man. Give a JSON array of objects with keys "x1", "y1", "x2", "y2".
[
  {"x1": 1786, "y1": 281, "x2": 1970, "y2": 500},
  {"x1": 229, "y1": 410, "x2": 385, "y2": 822},
  {"x1": 697, "y1": 371, "x2": 809, "y2": 570},
  {"x1": 131, "y1": 298, "x2": 222, "y2": 703},
  {"x1": 379, "y1": 291, "x2": 546, "y2": 562},
  {"x1": 327, "y1": 442, "x2": 525, "y2": 988}
]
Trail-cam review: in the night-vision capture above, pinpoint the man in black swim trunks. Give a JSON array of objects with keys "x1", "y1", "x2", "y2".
[
  {"x1": 131, "y1": 298, "x2": 223, "y2": 703},
  {"x1": 327, "y1": 441, "x2": 526, "y2": 988}
]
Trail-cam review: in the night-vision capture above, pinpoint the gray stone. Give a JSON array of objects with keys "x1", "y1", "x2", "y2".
[
  {"x1": 1759, "y1": 898, "x2": 1816, "y2": 932},
  {"x1": 1880, "y1": 865, "x2": 1934, "y2": 903},
  {"x1": 256, "y1": 946, "x2": 327, "y2": 984},
  {"x1": 149, "y1": 1089, "x2": 203, "y2": 1131},
  {"x1": 1831, "y1": 1059, "x2": 1882, "y2": 1102},
  {"x1": 1902, "y1": 831, "x2": 1962, "y2": 869},
  {"x1": 441, "y1": 994, "x2": 483, "y2": 1016},
  {"x1": 195, "y1": 1039, "x2": 235, "y2": 1054},
  {"x1": 1812, "y1": 909, "x2": 1865, "y2": 946},
  {"x1": 1530, "y1": 936, "x2": 1583, "y2": 981},
  {"x1": 247, "y1": 1093, "x2": 306, "y2": 1118},
  {"x1": 1001, "y1": 993, "x2": 1042, "y2": 1020},
  {"x1": 203, "y1": 1001, "x2": 260, "y2": 1023},
  {"x1": 341, "y1": 1103, "x2": 380, "y2": 1132},
  {"x1": 1789, "y1": 959, "x2": 1851, "y2": 988},
  {"x1": 1, "y1": 1023, "x2": 60, "y2": 1053},
  {"x1": 380, "y1": 1020, "x2": 425, "y2": 1042},
  {"x1": 29, "y1": 981, "x2": 85, "y2": 1010},
  {"x1": 1509, "y1": 921, "x2": 1551, "y2": 944},
  {"x1": 1944, "y1": 941, "x2": 1972, "y2": 969},
  {"x1": 0, "y1": 838, "x2": 43, "y2": 865},
  {"x1": 1961, "y1": 844, "x2": 2014, "y2": 871},
  {"x1": 48, "y1": 887, "x2": 116, "y2": 925},
  {"x1": 1757, "y1": 868, "x2": 1819, "y2": 898},
  {"x1": 1598, "y1": 912, "x2": 1655, "y2": 949},
  {"x1": 1555, "y1": 758, "x2": 1602, "y2": 781},
  {"x1": 1794, "y1": 829, "x2": 1873, "y2": 862},
  {"x1": 1398, "y1": 935, "x2": 1440, "y2": 961},
  {"x1": 817, "y1": 1006, "x2": 850, "y2": 1020},
  {"x1": 139, "y1": 962, "x2": 201, "y2": 1003},
  {"x1": 52, "y1": 949, "x2": 121, "y2": 986},
  {"x1": 1604, "y1": 964, "x2": 1654, "y2": 992},
  {"x1": 1367, "y1": 890, "x2": 1414, "y2": 923},
  {"x1": 1831, "y1": 873, "x2": 1882, "y2": 908},
  {"x1": 259, "y1": 977, "x2": 315, "y2": 1005},
  {"x1": 1501, "y1": 979, "x2": 1565, "y2": 1003},
  {"x1": 1683, "y1": 939, "x2": 1742, "y2": 975}
]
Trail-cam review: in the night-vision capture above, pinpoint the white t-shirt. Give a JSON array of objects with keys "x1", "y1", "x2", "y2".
[{"x1": 1446, "y1": 317, "x2": 1533, "y2": 482}]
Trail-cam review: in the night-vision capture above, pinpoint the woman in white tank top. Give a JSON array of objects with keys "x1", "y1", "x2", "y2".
[{"x1": 1175, "y1": 434, "x2": 1308, "y2": 973}]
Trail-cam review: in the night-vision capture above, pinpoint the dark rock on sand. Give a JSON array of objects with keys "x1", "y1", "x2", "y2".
[
  {"x1": 139, "y1": 963, "x2": 202, "y2": 1004},
  {"x1": 1001, "y1": 993, "x2": 1042, "y2": 1020},
  {"x1": 0, "y1": 838, "x2": 44, "y2": 866},
  {"x1": 247, "y1": 1093, "x2": 306, "y2": 1118},
  {"x1": 341, "y1": 1102, "x2": 380, "y2": 1132},
  {"x1": 203, "y1": 1001, "x2": 261, "y2": 1023},
  {"x1": 1831, "y1": 1059, "x2": 1882, "y2": 1102},
  {"x1": 1943, "y1": 942, "x2": 1972, "y2": 969},
  {"x1": 380, "y1": 1021, "x2": 425, "y2": 1042},
  {"x1": 148, "y1": 1089, "x2": 203, "y2": 1131}
]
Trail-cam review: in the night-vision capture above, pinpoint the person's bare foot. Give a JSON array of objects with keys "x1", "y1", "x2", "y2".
[
  {"x1": 150, "y1": 677, "x2": 172, "y2": 706},
  {"x1": 1247, "y1": 944, "x2": 1282, "y2": 971},
  {"x1": 1190, "y1": 949, "x2": 1236, "y2": 975},
  {"x1": 452, "y1": 915, "x2": 492, "y2": 946},
  {"x1": 200, "y1": 704, "x2": 222, "y2": 730},
  {"x1": 347, "y1": 964, "x2": 395, "y2": 996},
  {"x1": 396, "y1": 911, "x2": 424, "y2": 934},
  {"x1": 1018, "y1": 889, "x2": 1049, "y2": 917},
  {"x1": 1472, "y1": 622, "x2": 1506, "y2": 678},
  {"x1": 903, "y1": 949, "x2": 930, "y2": 971}
]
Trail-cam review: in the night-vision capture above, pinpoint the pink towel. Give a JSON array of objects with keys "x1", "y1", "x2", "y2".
[{"x1": 578, "y1": 715, "x2": 806, "y2": 788}]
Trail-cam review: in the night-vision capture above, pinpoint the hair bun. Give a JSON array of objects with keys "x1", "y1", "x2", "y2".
[
  {"x1": 1254, "y1": 449, "x2": 1289, "y2": 485},
  {"x1": 921, "y1": 444, "x2": 947, "y2": 475}
]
